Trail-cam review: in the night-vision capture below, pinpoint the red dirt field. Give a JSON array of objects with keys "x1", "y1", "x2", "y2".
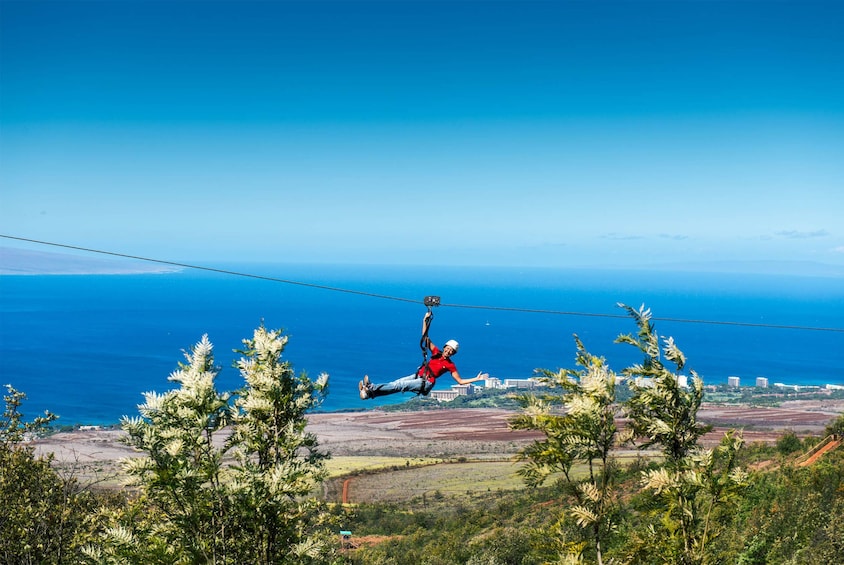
[{"x1": 695, "y1": 401, "x2": 843, "y2": 446}]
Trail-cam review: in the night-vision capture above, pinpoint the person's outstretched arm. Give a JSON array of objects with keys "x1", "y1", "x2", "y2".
[{"x1": 450, "y1": 371, "x2": 489, "y2": 386}]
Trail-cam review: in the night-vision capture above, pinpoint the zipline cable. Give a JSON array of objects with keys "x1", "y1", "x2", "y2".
[{"x1": 3, "y1": 234, "x2": 843, "y2": 334}]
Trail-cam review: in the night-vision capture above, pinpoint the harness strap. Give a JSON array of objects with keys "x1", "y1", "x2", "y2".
[
  {"x1": 416, "y1": 296, "x2": 440, "y2": 393},
  {"x1": 418, "y1": 306, "x2": 433, "y2": 377}
]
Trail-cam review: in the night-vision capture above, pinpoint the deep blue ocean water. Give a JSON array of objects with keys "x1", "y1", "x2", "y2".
[{"x1": 1, "y1": 264, "x2": 842, "y2": 425}]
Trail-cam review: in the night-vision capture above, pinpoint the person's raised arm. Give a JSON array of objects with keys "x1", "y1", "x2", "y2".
[{"x1": 422, "y1": 311, "x2": 433, "y2": 350}]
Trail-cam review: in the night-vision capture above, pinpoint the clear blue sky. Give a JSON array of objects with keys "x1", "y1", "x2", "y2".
[{"x1": 2, "y1": 1, "x2": 842, "y2": 269}]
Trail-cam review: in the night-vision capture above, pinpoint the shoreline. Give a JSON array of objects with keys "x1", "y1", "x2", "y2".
[
  {"x1": 38, "y1": 389, "x2": 844, "y2": 431},
  {"x1": 0, "y1": 246, "x2": 182, "y2": 275}
]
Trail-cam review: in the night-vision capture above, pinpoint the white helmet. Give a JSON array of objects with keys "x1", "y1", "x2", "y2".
[{"x1": 444, "y1": 339, "x2": 459, "y2": 353}]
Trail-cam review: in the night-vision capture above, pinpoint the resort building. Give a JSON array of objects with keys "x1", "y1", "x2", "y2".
[
  {"x1": 728, "y1": 376, "x2": 741, "y2": 388},
  {"x1": 631, "y1": 375, "x2": 689, "y2": 389},
  {"x1": 451, "y1": 384, "x2": 474, "y2": 396},
  {"x1": 429, "y1": 376, "x2": 555, "y2": 402},
  {"x1": 483, "y1": 376, "x2": 503, "y2": 389},
  {"x1": 429, "y1": 389, "x2": 460, "y2": 402},
  {"x1": 774, "y1": 383, "x2": 822, "y2": 391},
  {"x1": 429, "y1": 383, "x2": 475, "y2": 402},
  {"x1": 756, "y1": 377, "x2": 769, "y2": 388},
  {"x1": 503, "y1": 378, "x2": 539, "y2": 389}
]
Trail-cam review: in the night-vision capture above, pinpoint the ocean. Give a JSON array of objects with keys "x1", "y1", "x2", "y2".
[{"x1": 1, "y1": 264, "x2": 842, "y2": 425}]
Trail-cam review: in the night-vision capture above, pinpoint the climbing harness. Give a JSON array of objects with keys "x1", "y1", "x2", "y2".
[{"x1": 416, "y1": 295, "x2": 440, "y2": 393}]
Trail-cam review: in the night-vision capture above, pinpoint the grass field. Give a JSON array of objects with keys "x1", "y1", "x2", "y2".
[
  {"x1": 344, "y1": 460, "x2": 526, "y2": 504},
  {"x1": 325, "y1": 456, "x2": 445, "y2": 477},
  {"x1": 336, "y1": 451, "x2": 655, "y2": 504}
]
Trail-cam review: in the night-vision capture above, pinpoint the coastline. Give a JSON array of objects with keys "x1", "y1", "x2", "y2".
[
  {"x1": 0, "y1": 246, "x2": 181, "y2": 275},
  {"x1": 6, "y1": 256, "x2": 844, "y2": 423}
]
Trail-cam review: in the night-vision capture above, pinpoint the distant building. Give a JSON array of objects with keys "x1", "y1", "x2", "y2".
[
  {"x1": 452, "y1": 384, "x2": 474, "y2": 396},
  {"x1": 430, "y1": 383, "x2": 475, "y2": 402},
  {"x1": 633, "y1": 377, "x2": 654, "y2": 388},
  {"x1": 728, "y1": 376, "x2": 740, "y2": 388},
  {"x1": 630, "y1": 376, "x2": 688, "y2": 389},
  {"x1": 429, "y1": 389, "x2": 460, "y2": 402},
  {"x1": 774, "y1": 382, "x2": 822, "y2": 391},
  {"x1": 503, "y1": 379, "x2": 538, "y2": 389},
  {"x1": 483, "y1": 377, "x2": 503, "y2": 389},
  {"x1": 756, "y1": 377, "x2": 769, "y2": 388}
]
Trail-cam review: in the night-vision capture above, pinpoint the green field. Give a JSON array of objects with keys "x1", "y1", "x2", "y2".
[
  {"x1": 325, "y1": 456, "x2": 444, "y2": 477},
  {"x1": 344, "y1": 460, "x2": 525, "y2": 504},
  {"x1": 335, "y1": 451, "x2": 652, "y2": 504}
]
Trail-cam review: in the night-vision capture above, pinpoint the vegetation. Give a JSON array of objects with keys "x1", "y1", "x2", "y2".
[
  {"x1": 343, "y1": 444, "x2": 844, "y2": 564},
  {"x1": 0, "y1": 385, "x2": 107, "y2": 563},
  {"x1": 618, "y1": 304, "x2": 747, "y2": 565},
  {"x1": 3, "y1": 309, "x2": 843, "y2": 564},
  {"x1": 82, "y1": 326, "x2": 339, "y2": 564},
  {"x1": 510, "y1": 336, "x2": 622, "y2": 564}
]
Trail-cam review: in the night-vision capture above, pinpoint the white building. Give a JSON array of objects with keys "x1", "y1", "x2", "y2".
[
  {"x1": 452, "y1": 384, "x2": 474, "y2": 396},
  {"x1": 632, "y1": 376, "x2": 687, "y2": 389},
  {"x1": 756, "y1": 377, "x2": 769, "y2": 388},
  {"x1": 728, "y1": 376, "x2": 741, "y2": 388},
  {"x1": 429, "y1": 389, "x2": 460, "y2": 402},
  {"x1": 483, "y1": 377, "x2": 503, "y2": 389},
  {"x1": 503, "y1": 379, "x2": 538, "y2": 389},
  {"x1": 429, "y1": 383, "x2": 476, "y2": 402}
]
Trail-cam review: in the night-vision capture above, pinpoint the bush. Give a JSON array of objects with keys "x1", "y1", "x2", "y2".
[{"x1": 0, "y1": 385, "x2": 95, "y2": 563}]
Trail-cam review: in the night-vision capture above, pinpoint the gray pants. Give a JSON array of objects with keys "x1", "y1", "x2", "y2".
[{"x1": 368, "y1": 374, "x2": 433, "y2": 398}]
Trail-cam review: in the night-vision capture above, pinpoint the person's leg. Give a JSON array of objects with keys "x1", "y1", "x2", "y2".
[{"x1": 367, "y1": 374, "x2": 425, "y2": 398}]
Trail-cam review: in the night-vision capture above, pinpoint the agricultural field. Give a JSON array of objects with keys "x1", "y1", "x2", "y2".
[{"x1": 33, "y1": 399, "x2": 844, "y2": 497}]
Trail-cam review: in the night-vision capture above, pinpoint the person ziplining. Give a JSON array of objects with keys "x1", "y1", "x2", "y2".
[{"x1": 358, "y1": 297, "x2": 488, "y2": 400}]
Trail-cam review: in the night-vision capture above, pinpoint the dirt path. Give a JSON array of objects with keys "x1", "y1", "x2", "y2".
[
  {"x1": 342, "y1": 477, "x2": 352, "y2": 504},
  {"x1": 798, "y1": 438, "x2": 842, "y2": 467}
]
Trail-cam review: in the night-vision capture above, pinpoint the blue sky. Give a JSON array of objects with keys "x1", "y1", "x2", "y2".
[{"x1": 1, "y1": 0, "x2": 843, "y2": 269}]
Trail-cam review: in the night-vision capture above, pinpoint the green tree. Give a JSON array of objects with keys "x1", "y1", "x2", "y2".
[
  {"x1": 825, "y1": 412, "x2": 844, "y2": 437},
  {"x1": 510, "y1": 335, "x2": 621, "y2": 565},
  {"x1": 100, "y1": 334, "x2": 233, "y2": 563},
  {"x1": 775, "y1": 430, "x2": 802, "y2": 456},
  {"x1": 617, "y1": 304, "x2": 710, "y2": 465},
  {"x1": 618, "y1": 304, "x2": 747, "y2": 565},
  {"x1": 734, "y1": 449, "x2": 844, "y2": 564},
  {"x1": 0, "y1": 385, "x2": 97, "y2": 563},
  {"x1": 0, "y1": 384, "x2": 57, "y2": 444},
  {"x1": 88, "y1": 327, "x2": 337, "y2": 564},
  {"x1": 226, "y1": 324, "x2": 334, "y2": 563}
]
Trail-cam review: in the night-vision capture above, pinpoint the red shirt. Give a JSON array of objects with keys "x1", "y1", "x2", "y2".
[{"x1": 417, "y1": 345, "x2": 457, "y2": 382}]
